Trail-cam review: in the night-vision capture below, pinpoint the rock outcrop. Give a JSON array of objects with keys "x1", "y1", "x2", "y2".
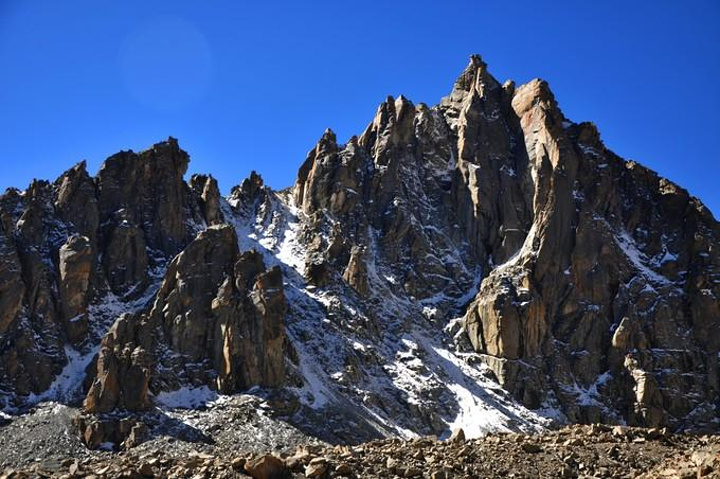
[
  {"x1": 84, "y1": 313, "x2": 152, "y2": 413},
  {"x1": 456, "y1": 67, "x2": 720, "y2": 429},
  {"x1": 289, "y1": 54, "x2": 719, "y2": 432},
  {"x1": 152, "y1": 225, "x2": 287, "y2": 394},
  {"x1": 79, "y1": 224, "x2": 288, "y2": 447},
  {"x1": 0, "y1": 223, "x2": 24, "y2": 336},
  {"x1": 0, "y1": 138, "x2": 214, "y2": 410},
  {"x1": 83, "y1": 225, "x2": 288, "y2": 417},
  {"x1": 191, "y1": 174, "x2": 224, "y2": 226},
  {"x1": 96, "y1": 137, "x2": 202, "y2": 260},
  {"x1": 58, "y1": 235, "x2": 93, "y2": 344}
]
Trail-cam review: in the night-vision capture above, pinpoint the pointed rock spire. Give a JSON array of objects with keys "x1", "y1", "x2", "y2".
[
  {"x1": 294, "y1": 128, "x2": 340, "y2": 210},
  {"x1": 454, "y1": 54, "x2": 488, "y2": 94},
  {"x1": 190, "y1": 174, "x2": 224, "y2": 226},
  {"x1": 441, "y1": 54, "x2": 502, "y2": 130}
]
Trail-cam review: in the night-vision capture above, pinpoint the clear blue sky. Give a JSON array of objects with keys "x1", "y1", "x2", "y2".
[{"x1": 1, "y1": 1, "x2": 719, "y2": 214}]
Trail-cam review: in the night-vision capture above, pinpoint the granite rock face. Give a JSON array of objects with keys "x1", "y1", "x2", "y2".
[
  {"x1": 290, "y1": 55, "x2": 720, "y2": 431},
  {"x1": 454, "y1": 65, "x2": 720, "y2": 429},
  {"x1": 96, "y1": 138, "x2": 201, "y2": 261},
  {"x1": 190, "y1": 174, "x2": 225, "y2": 226},
  {"x1": 58, "y1": 234, "x2": 93, "y2": 344},
  {"x1": 84, "y1": 313, "x2": 152, "y2": 414},
  {"x1": 150, "y1": 225, "x2": 287, "y2": 395},
  {"x1": 0, "y1": 139, "x2": 224, "y2": 409},
  {"x1": 0, "y1": 55, "x2": 718, "y2": 446},
  {"x1": 83, "y1": 225, "x2": 288, "y2": 416}
]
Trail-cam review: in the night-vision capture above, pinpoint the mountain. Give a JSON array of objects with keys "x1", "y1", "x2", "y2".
[{"x1": 0, "y1": 55, "x2": 718, "y2": 454}]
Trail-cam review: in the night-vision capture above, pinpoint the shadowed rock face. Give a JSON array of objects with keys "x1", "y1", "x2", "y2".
[
  {"x1": 96, "y1": 138, "x2": 200, "y2": 260},
  {"x1": 152, "y1": 225, "x2": 287, "y2": 394},
  {"x1": 0, "y1": 55, "x2": 718, "y2": 441},
  {"x1": 0, "y1": 223, "x2": 24, "y2": 337},
  {"x1": 190, "y1": 174, "x2": 224, "y2": 226},
  {"x1": 97, "y1": 137, "x2": 207, "y2": 294}
]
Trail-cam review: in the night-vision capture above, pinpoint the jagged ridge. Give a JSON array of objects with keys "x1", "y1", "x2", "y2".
[{"x1": 0, "y1": 55, "x2": 717, "y2": 453}]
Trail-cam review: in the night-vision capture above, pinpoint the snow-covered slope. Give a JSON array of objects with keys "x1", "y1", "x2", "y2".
[{"x1": 221, "y1": 189, "x2": 555, "y2": 440}]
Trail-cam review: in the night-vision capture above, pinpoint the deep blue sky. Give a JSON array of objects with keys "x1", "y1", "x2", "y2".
[{"x1": 1, "y1": 1, "x2": 719, "y2": 214}]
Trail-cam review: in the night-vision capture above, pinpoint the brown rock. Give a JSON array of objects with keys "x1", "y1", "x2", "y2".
[
  {"x1": 54, "y1": 161, "x2": 100, "y2": 244},
  {"x1": 304, "y1": 458, "x2": 327, "y2": 478},
  {"x1": 190, "y1": 174, "x2": 224, "y2": 226},
  {"x1": 334, "y1": 463, "x2": 353, "y2": 476},
  {"x1": 84, "y1": 314, "x2": 151, "y2": 413},
  {"x1": 244, "y1": 454, "x2": 289, "y2": 479},
  {"x1": 342, "y1": 245, "x2": 369, "y2": 297},
  {"x1": 449, "y1": 428, "x2": 465, "y2": 443},
  {"x1": 97, "y1": 137, "x2": 202, "y2": 258},
  {"x1": 74, "y1": 415, "x2": 148, "y2": 450},
  {"x1": 58, "y1": 234, "x2": 93, "y2": 344},
  {"x1": 521, "y1": 443, "x2": 542, "y2": 453},
  {"x1": 137, "y1": 462, "x2": 154, "y2": 477},
  {"x1": 102, "y1": 218, "x2": 148, "y2": 294}
]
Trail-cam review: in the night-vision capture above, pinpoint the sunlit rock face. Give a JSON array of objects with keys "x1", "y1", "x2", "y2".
[{"x1": 0, "y1": 56, "x2": 718, "y2": 447}]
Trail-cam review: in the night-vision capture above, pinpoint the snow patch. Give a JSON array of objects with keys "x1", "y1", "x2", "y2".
[
  {"x1": 26, "y1": 345, "x2": 97, "y2": 405},
  {"x1": 614, "y1": 230, "x2": 672, "y2": 285},
  {"x1": 155, "y1": 386, "x2": 221, "y2": 409}
]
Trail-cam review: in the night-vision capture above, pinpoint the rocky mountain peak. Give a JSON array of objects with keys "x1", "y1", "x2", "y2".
[
  {"x1": 453, "y1": 54, "x2": 489, "y2": 93},
  {"x1": 0, "y1": 55, "x2": 717, "y2": 458},
  {"x1": 441, "y1": 54, "x2": 502, "y2": 127}
]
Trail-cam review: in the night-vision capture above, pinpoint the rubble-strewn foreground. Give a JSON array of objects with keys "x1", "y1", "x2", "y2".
[{"x1": 3, "y1": 425, "x2": 720, "y2": 478}]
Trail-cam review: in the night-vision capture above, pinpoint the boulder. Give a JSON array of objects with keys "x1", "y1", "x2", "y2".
[{"x1": 244, "y1": 454, "x2": 289, "y2": 479}]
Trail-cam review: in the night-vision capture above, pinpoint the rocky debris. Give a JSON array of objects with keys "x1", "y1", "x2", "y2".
[
  {"x1": 0, "y1": 396, "x2": 324, "y2": 474},
  {"x1": 74, "y1": 414, "x2": 148, "y2": 450},
  {"x1": 4, "y1": 425, "x2": 720, "y2": 478}
]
